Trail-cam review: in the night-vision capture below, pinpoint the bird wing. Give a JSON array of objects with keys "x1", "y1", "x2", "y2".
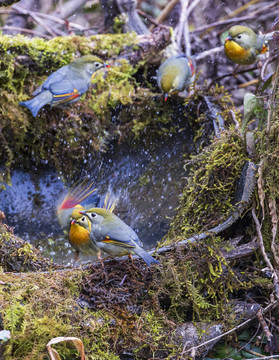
[
  {"x1": 94, "y1": 218, "x2": 142, "y2": 248},
  {"x1": 34, "y1": 66, "x2": 89, "y2": 101},
  {"x1": 50, "y1": 76, "x2": 91, "y2": 105},
  {"x1": 47, "y1": 80, "x2": 80, "y2": 105},
  {"x1": 38, "y1": 66, "x2": 70, "y2": 91}
]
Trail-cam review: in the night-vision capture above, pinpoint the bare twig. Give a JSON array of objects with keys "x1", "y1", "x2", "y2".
[
  {"x1": 137, "y1": 9, "x2": 160, "y2": 27},
  {"x1": 207, "y1": 53, "x2": 278, "y2": 90},
  {"x1": 220, "y1": 0, "x2": 261, "y2": 20},
  {"x1": 269, "y1": 198, "x2": 279, "y2": 266},
  {"x1": 183, "y1": 0, "x2": 201, "y2": 56},
  {"x1": 174, "y1": 0, "x2": 189, "y2": 54},
  {"x1": 238, "y1": 79, "x2": 259, "y2": 88},
  {"x1": 149, "y1": 0, "x2": 180, "y2": 31},
  {"x1": 184, "y1": 301, "x2": 278, "y2": 355},
  {"x1": 192, "y1": 1, "x2": 278, "y2": 34},
  {"x1": 184, "y1": 0, "x2": 202, "y2": 19},
  {"x1": 260, "y1": 56, "x2": 271, "y2": 82},
  {"x1": 0, "y1": 8, "x2": 87, "y2": 30},
  {"x1": 193, "y1": 45, "x2": 223, "y2": 61},
  {"x1": 257, "y1": 160, "x2": 265, "y2": 221},
  {"x1": 13, "y1": 3, "x2": 58, "y2": 37},
  {"x1": 252, "y1": 208, "x2": 275, "y2": 271},
  {"x1": 256, "y1": 308, "x2": 272, "y2": 341},
  {"x1": 252, "y1": 208, "x2": 279, "y2": 301},
  {"x1": 0, "y1": 25, "x2": 52, "y2": 38},
  {"x1": 34, "y1": 0, "x2": 88, "y2": 35},
  {"x1": 191, "y1": 15, "x2": 255, "y2": 34}
]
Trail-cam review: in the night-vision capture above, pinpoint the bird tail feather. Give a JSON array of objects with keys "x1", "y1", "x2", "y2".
[
  {"x1": 136, "y1": 248, "x2": 160, "y2": 267},
  {"x1": 19, "y1": 91, "x2": 52, "y2": 117}
]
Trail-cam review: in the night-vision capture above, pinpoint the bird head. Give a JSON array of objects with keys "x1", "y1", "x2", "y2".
[
  {"x1": 71, "y1": 212, "x2": 91, "y2": 231},
  {"x1": 225, "y1": 25, "x2": 257, "y2": 50},
  {"x1": 79, "y1": 208, "x2": 111, "y2": 224},
  {"x1": 71, "y1": 55, "x2": 110, "y2": 76}
]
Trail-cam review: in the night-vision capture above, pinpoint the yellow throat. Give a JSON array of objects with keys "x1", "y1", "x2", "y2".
[
  {"x1": 69, "y1": 223, "x2": 90, "y2": 246},
  {"x1": 224, "y1": 40, "x2": 250, "y2": 63}
]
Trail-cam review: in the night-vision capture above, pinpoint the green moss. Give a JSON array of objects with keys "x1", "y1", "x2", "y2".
[
  {"x1": 0, "y1": 33, "x2": 161, "y2": 185},
  {"x1": 165, "y1": 129, "x2": 247, "y2": 242},
  {"x1": 1, "y1": 271, "x2": 83, "y2": 359},
  {"x1": 255, "y1": 80, "x2": 279, "y2": 252}
]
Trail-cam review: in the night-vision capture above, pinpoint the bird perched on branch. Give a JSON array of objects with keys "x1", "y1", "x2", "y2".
[
  {"x1": 157, "y1": 55, "x2": 195, "y2": 102},
  {"x1": 80, "y1": 208, "x2": 160, "y2": 267},
  {"x1": 224, "y1": 25, "x2": 268, "y2": 65},
  {"x1": 19, "y1": 55, "x2": 109, "y2": 117}
]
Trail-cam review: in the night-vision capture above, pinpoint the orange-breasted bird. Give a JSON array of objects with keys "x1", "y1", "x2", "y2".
[
  {"x1": 224, "y1": 25, "x2": 268, "y2": 65},
  {"x1": 57, "y1": 180, "x2": 99, "y2": 260},
  {"x1": 80, "y1": 208, "x2": 160, "y2": 267},
  {"x1": 19, "y1": 55, "x2": 109, "y2": 117}
]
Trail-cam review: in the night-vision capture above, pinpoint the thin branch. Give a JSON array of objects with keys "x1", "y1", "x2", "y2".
[
  {"x1": 13, "y1": 3, "x2": 58, "y2": 37},
  {"x1": 34, "y1": 0, "x2": 89, "y2": 35},
  {"x1": 238, "y1": 79, "x2": 259, "y2": 88},
  {"x1": 174, "y1": 0, "x2": 189, "y2": 54},
  {"x1": 269, "y1": 198, "x2": 279, "y2": 266},
  {"x1": 183, "y1": 0, "x2": 201, "y2": 57},
  {"x1": 137, "y1": 9, "x2": 160, "y2": 27},
  {"x1": 149, "y1": 0, "x2": 180, "y2": 31},
  {"x1": 252, "y1": 208, "x2": 275, "y2": 271},
  {"x1": 252, "y1": 208, "x2": 279, "y2": 302},
  {"x1": 206, "y1": 53, "x2": 278, "y2": 90},
  {"x1": 184, "y1": 301, "x2": 278, "y2": 355},
  {"x1": 1, "y1": 7, "x2": 87, "y2": 31},
  {"x1": 185, "y1": 0, "x2": 202, "y2": 19},
  {"x1": 191, "y1": 15, "x2": 255, "y2": 33},
  {"x1": 220, "y1": 0, "x2": 261, "y2": 20},
  {"x1": 194, "y1": 45, "x2": 223, "y2": 61},
  {"x1": 0, "y1": 26, "x2": 52, "y2": 38}
]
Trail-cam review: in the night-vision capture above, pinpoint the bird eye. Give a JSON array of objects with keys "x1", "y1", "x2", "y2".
[
  {"x1": 95, "y1": 63, "x2": 100, "y2": 67},
  {"x1": 91, "y1": 213, "x2": 96, "y2": 218},
  {"x1": 81, "y1": 217, "x2": 85, "y2": 221},
  {"x1": 237, "y1": 35, "x2": 242, "y2": 39}
]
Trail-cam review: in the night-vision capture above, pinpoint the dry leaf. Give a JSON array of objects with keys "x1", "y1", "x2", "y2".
[{"x1": 46, "y1": 336, "x2": 86, "y2": 360}]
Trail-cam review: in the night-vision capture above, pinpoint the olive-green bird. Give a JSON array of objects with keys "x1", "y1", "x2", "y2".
[
  {"x1": 224, "y1": 25, "x2": 268, "y2": 65},
  {"x1": 19, "y1": 55, "x2": 109, "y2": 117},
  {"x1": 157, "y1": 55, "x2": 195, "y2": 101},
  {"x1": 80, "y1": 208, "x2": 160, "y2": 267}
]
